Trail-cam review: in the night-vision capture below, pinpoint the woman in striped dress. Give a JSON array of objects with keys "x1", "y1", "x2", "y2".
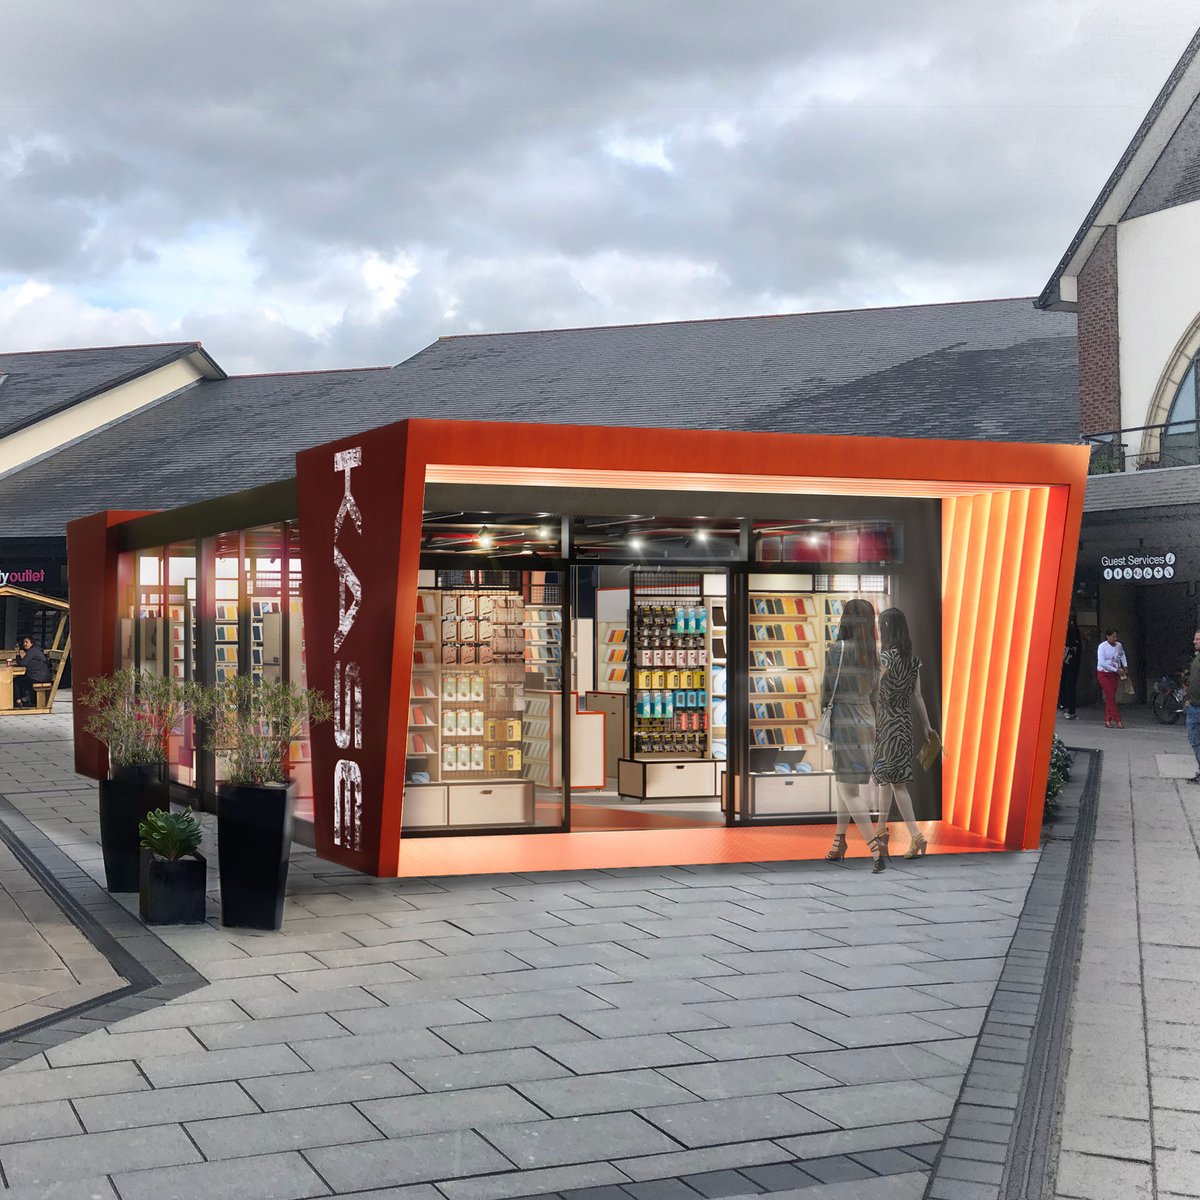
[{"x1": 872, "y1": 607, "x2": 935, "y2": 859}]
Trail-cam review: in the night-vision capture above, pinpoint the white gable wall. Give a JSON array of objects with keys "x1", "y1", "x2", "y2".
[
  {"x1": 1118, "y1": 197, "x2": 1200, "y2": 431},
  {"x1": 0, "y1": 356, "x2": 207, "y2": 481}
]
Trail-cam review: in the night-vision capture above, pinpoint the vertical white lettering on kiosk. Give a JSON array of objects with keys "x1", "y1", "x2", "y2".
[
  {"x1": 332, "y1": 447, "x2": 364, "y2": 852},
  {"x1": 334, "y1": 662, "x2": 362, "y2": 749}
]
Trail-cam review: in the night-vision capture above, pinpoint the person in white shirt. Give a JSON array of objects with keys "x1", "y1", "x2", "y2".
[{"x1": 1096, "y1": 628, "x2": 1128, "y2": 729}]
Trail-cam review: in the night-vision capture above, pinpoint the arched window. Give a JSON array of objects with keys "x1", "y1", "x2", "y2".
[
  {"x1": 1141, "y1": 313, "x2": 1200, "y2": 469},
  {"x1": 1161, "y1": 358, "x2": 1200, "y2": 467}
]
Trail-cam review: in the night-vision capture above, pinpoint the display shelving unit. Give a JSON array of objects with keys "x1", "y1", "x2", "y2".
[
  {"x1": 402, "y1": 584, "x2": 535, "y2": 829},
  {"x1": 619, "y1": 571, "x2": 720, "y2": 802},
  {"x1": 746, "y1": 579, "x2": 890, "y2": 819}
]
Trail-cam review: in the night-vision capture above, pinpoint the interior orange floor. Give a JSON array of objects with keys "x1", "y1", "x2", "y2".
[{"x1": 390, "y1": 821, "x2": 1007, "y2": 878}]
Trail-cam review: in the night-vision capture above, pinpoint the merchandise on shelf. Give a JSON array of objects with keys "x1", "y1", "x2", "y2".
[{"x1": 631, "y1": 596, "x2": 708, "y2": 757}]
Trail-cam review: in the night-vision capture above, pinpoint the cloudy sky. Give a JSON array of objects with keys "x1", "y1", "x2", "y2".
[{"x1": 1, "y1": 2, "x2": 1197, "y2": 374}]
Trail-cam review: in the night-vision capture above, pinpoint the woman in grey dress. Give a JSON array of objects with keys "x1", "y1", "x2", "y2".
[{"x1": 822, "y1": 598, "x2": 885, "y2": 872}]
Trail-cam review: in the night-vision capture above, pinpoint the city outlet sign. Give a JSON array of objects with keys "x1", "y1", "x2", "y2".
[
  {"x1": 1101, "y1": 551, "x2": 1176, "y2": 582},
  {"x1": 0, "y1": 569, "x2": 47, "y2": 586}
]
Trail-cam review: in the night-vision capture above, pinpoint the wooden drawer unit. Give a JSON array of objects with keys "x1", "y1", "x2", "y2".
[
  {"x1": 750, "y1": 773, "x2": 831, "y2": 816},
  {"x1": 401, "y1": 785, "x2": 448, "y2": 828},
  {"x1": 618, "y1": 758, "x2": 719, "y2": 800},
  {"x1": 448, "y1": 781, "x2": 534, "y2": 825}
]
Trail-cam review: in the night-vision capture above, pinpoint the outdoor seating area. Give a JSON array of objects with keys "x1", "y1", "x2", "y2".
[{"x1": 0, "y1": 585, "x2": 70, "y2": 716}]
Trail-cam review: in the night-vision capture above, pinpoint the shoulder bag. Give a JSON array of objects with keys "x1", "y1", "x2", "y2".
[{"x1": 815, "y1": 642, "x2": 843, "y2": 743}]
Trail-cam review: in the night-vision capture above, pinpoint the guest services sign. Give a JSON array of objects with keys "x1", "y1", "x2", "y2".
[{"x1": 1101, "y1": 551, "x2": 1176, "y2": 582}]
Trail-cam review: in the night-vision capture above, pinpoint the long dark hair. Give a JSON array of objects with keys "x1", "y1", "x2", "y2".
[
  {"x1": 837, "y1": 598, "x2": 878, "y2": 674},
  {"x1": 878, "y1": 607, "x2": 913, "y2": 661}
]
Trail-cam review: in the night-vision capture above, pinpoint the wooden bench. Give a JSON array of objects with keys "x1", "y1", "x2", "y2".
[{"x1": 32, "y1": 683, "x2": 52, "y2": 709}]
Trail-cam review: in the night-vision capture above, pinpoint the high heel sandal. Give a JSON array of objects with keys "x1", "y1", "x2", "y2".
[
  {"x1": 825, "y1": 834, "x2": 847, "y2": 862},
  {"x1": 905, "y1": 832, "x2": 928, "y2": 859},
  {"x1": 867, "y1": 835, "x2": 887, "y2": 873},
  {"x1": 876, "y1": 828, "x2": 890, "y2": 857}
]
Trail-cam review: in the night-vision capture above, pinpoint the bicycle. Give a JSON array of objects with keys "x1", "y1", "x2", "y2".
[{"x1": 1151, "y1": 672, "x2": 1187, "y2": 725}]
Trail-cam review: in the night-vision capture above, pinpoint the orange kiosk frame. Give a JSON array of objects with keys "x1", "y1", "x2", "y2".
[{"x1": 69, "y1": 419, "x2": 1088, "y2": 878}]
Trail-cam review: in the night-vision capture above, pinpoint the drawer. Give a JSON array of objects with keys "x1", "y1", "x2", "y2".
[
  {"x1": 448, "y1": 781, "x2": 534, "y2": 825},
  {"x1": 620, "y1": 758, "x2": 718, "y2": 799},
  {"x1": 402, "y1": 784, "x2": 448, "y2": 828},
  {"x1": 751, "y1": 773, "x2": 830, "y2": 816}
]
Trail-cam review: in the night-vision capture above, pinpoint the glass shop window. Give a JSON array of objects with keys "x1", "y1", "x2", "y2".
[
  {"x1": 166, "y1": 541, "x2": 198, "y2": 786},
  {"x1": 402, "y1": 563, "x2": 567, "y2": 834}
]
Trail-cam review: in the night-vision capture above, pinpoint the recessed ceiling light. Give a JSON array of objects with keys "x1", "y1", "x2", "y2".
[
  {"x1": 694, "y1": 529, "x2": 709, "y2": 541},
  {"x1": 536, "y1": 526, "x2": 552, "y2": 539},
  {"x1": 477, "y1": 528, "x2": 494, "y2": 548},
  {"x1": 629, "y1": 536, "x2": 645, "y2": 551}
]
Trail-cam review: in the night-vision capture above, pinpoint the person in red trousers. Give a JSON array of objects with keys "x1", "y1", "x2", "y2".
[{"x1": 1096, "y1": 627, "x2": 1129, "y2": 728}]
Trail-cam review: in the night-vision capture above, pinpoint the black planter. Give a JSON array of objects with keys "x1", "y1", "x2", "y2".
[
  {"x1": 140, "y1": 849, "x2": 207, "y2": 925},
  {"x1": 217, "y1": 781, "x2": 294, "y2": 930},
  {"x1": 98, "y1": 766, "x2": 167, "y2": 893}
]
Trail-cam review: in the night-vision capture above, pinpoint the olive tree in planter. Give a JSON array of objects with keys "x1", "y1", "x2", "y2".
[
  {"x1": 202, "y1": 676, "x2": 331, "y2": 930},
  {"x1": 139, "y1": 808, "x2": 207, "y2": 925},
  {"x1": 81, "y1": 668, "x2": 195, "y2": 893}
]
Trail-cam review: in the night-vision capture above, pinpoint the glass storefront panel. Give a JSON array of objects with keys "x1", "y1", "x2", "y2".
[
  {"x1": 402, "y1": 558, "x2": 566, "y2": 833},
  {"x1": 166, "y1": 541, "x2": 198, "y2": 786}
]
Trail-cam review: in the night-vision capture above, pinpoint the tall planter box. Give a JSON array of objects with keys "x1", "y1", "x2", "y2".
[
  {"x1": 139, "y1": 849, "x2": 207, "y2": 925},
  {"x1": 217, "y1": 781, "x2": 294, "y2": 930},
  {"x1": 99, "y1": 765, "x2": 167, "y2": 893}
]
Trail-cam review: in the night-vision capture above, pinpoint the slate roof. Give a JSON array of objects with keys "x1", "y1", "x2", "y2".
[
  {"x1": 1083, "y1": 462, "x2": 1200, "y2": 512},
  {"x1": 0, "y1": 298, "x2": 1078, "y2": 537},
  {"x1": 0, "y1": 342, "x2": 223, "y2": 441}
]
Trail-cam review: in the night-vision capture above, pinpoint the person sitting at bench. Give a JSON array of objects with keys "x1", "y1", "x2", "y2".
[{"x1": 10, "y1": 637, "x2": 52, "y2": 707}]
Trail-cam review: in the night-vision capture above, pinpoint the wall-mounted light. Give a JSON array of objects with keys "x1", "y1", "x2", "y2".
[
  {"x1": 693, "y1": 528, "x2": 709, "y2": 542},
  {"x1": 477, "y1": 527, "x2": 494, "y2": 549},
  {"x1": 629, "y1": 536, "x2": 645, "y2": 551},
  {"x1": 536, "y1": 526, "x2": 552, "y2": 540}
]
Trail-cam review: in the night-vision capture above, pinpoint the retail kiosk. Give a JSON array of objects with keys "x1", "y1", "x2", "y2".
[{"x1": 67, "y1": 418, "x2": 1088, "y2": 878}]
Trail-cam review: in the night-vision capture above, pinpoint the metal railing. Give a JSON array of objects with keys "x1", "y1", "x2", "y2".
[{"x1": 1083, "y1": 419, "x2": 1200, "y2": 475}]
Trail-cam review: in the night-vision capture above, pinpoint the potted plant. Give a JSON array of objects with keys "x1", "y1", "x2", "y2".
[
  {"x1": 201, "y1": 676, "x2": 331, "y2": 930},
  {"x1": 82, "y1": 668, "x2": 195, "y2": 893},
  {"x1": 139, "y1": 808, "x2": 207, "y2": 925}
]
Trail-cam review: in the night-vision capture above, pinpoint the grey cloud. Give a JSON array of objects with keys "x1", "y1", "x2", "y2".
[{"x1": 0, "y1": 1, "x2": 1197, "y2": 370}]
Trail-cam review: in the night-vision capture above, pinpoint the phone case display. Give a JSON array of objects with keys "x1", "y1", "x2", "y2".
[
  {"x1": 525, "y1": 604, "x2": 562, "y2": 685},
  {"x1": 214, "y1": 601, "x2": 238, "y2": 681},
  {"x1": 522, "y1": 690, "x2": 605, "y2": 789},
  {"x1": 522, "y1": 691, "x2": 553, "y2": 786},
  {"x1": 598, "y1": 620, "x2": 629, "y2": 690},
  {"x1": 708, "y1": 600, "x2": 727, "y2": 761},
  {"x1": 168, "y1": 602, "x2": 197, "y2": 681},
  {"x1": 250, "y1": 599, "x2": 282, "y2": 682},
  {"x1": 632, "y1": 593, "x2": 708, "y2": 757},
  {"x1": 748, "y1": 593, "x2": 821, "y2": 765}
]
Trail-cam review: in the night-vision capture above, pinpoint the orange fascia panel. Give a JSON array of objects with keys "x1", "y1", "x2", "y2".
[{"x1": 290, "y1": 419, "x2": 1088, "y2": 875}]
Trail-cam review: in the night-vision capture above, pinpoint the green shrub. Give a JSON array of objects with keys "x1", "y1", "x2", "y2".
[
  {"x1": 81, "y1": 669, "x2": 199, "y2": 768},
  {"x1": 139, "y1": 807, "x2": 202, "y2": 860},
  {"x1": 199, "y1": 677, "x2": 332, "y2": 787},
  {"x1": 1050, "y1": 735, "x2": 1073, "y2": 783}
]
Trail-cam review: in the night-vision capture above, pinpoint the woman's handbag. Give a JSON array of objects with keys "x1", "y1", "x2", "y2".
[
  {"x1": 815, "y1": 644, "x2": 843, "y2": 743},
  {"x1": 1122, "y1": 673, "x2": 1136, "y2": 698},
  {"x1": 918, "y1": 730, "x2": 943, "y2": 772}
]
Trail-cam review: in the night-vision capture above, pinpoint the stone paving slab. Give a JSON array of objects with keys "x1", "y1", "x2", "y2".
[{"x1": 0, "y1": 703, "x2": 1080, "y2": 1199}]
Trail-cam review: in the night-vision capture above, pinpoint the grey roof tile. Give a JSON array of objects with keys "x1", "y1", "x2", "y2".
[
  {"x1": 0, "y1": 342, "x2": 217, "y2": 441},
  {"x1": 0, "y1": 299, "x2": 1077, "y2": 537}
]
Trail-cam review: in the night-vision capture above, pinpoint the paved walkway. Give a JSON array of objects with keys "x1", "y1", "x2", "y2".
[
  {"x1": 0, "y1": 704, "x2": 1057, "y2": 1200},
  {"x1": 1051, "y1": 707, "x2": 1200, "y2": 1200}
]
